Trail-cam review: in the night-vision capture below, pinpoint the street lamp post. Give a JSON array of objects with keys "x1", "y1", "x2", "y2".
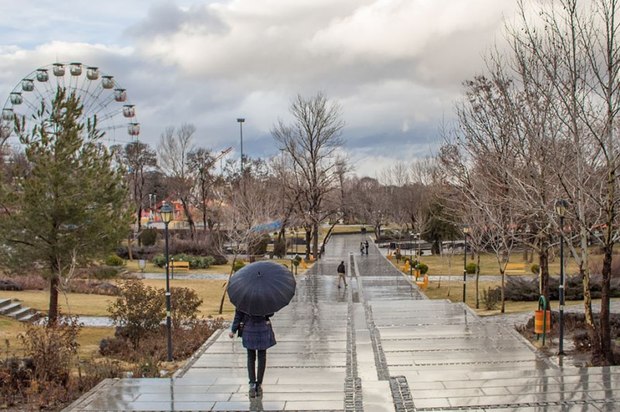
[
  {"x1": 159, "y1": 203, "x2": 174, "y2": 362},
  {"x1": 409, "y1": 232, "x2": 414, "y2": 277},
  {"x1": 555, "y1": 199, "x2": 568, "y2": 356},
  {"x1": 416, "y1": 232, "x2": 421, "y2": 259},
  {"x1": 237, "y1": 118, "x2": 245, "y2": 176},
  {"x1": 463, "y1": 226, "x2": 470, "y2": 303}
]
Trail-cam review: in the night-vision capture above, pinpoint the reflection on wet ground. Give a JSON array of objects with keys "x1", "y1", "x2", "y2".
[{"x1": 65, "y1": 234, "x2": 620, "y2": 411}]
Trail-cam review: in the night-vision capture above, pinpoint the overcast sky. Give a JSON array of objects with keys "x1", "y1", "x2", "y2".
[{"x1": 0, "y1": 0, "x2": 520, "y2": 177}]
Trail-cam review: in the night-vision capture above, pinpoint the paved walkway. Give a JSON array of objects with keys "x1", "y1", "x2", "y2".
[{"x1": 66, "y1": 234, "x2": 620, "y2": 411}]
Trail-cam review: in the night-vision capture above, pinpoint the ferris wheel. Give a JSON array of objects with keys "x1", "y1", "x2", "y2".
[{"x1": 1, "y1": 62, "x2": 140, "y2": 146}]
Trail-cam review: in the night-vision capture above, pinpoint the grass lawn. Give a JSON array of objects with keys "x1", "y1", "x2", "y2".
[
  {"x1": 0, "y1": 290, "x2": 115, "y2": 316},
  {"x1": 0, "y1": 317, "x2": 113, "y2": 359},
  {"x1": 388, "y1": 253, "x2": 581, "y2": 276},
  {"x1": 0, "y1": 280, "x2": 236, "y2": 319}
]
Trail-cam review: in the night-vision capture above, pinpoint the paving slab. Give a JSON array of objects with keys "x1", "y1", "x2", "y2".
[{"x1": 65, "y1": 234, "x2": 619, "y2": 411}]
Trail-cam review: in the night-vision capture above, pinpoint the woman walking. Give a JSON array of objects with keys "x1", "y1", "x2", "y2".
[{"x1": 229, "y1": 310, "x2": 277, "y2": 397}]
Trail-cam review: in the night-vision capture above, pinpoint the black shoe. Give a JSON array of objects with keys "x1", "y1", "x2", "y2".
[
  {"x1": 256, "y1": 384, "x2": 263, "y2": 397},
  {"x1": 249, "y1": 383, "x2": 257, "y2": 398},
  {"x1": 338, "y1": 285, "x2": 341, "y2": 288}
]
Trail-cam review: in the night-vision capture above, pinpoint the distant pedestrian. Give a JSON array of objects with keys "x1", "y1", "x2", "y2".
[
  {"x1": 360, "y1": 242, "x2": 365, "y2": 255},
  {"x1": 337, "y1": 260, "x2": 347, "y2": 288},
  {"x1": 364, "y1": 240, "x2": 369, "y2": 255},
  {"x1": 229, "y1": 309, "x2": 277, "y2": 398}
]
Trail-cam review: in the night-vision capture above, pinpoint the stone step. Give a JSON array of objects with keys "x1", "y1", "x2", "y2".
[
  {"x1": 18, "y1": 312, "x2": 39, "y2": 323},
  {"x1": 8, "y1": 306, "x2": 35, "y2": 320},
  {"x1": 0, "y1": 298, "x2": 13, "y2": 309},
  {"x1": 0, "y1": 301, "x2": 22, "y2": 316},
  {"x1": 0, "y1": 299, "x2": 40, "y2": 322}
]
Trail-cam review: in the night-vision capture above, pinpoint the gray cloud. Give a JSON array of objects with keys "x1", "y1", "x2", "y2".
[{"x1": 0, "y1": 0, "x2": 520, "y2": 176}]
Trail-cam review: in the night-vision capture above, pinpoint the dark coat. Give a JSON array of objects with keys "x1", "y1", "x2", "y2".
[
  {"x1": 337, "y1": 262, "x2": 345, "y2": 274},
  {"x1": 231, "y1": 309, "x2": 276, "y2": 350}
]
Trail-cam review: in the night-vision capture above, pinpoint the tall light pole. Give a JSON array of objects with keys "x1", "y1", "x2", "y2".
[
  {"x1": 237, "y1": 118, "x2": 245, "y2": 176},
  {"x1": 159, "y1": 202, "x2": 174, "y2": 362},
  {"x1": 463, "y1": 226, "x2": 470, "y2": 303},
  {"x1": 555, "y1": 199, "x2": 568, "y2": 356}
]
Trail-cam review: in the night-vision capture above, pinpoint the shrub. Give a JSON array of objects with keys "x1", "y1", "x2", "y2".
[
  {"x1": 152, "y1": 253, "x2": 218, "y2": 269},
  {"x1": 91, "y1": 266, "x2": 121, "y2": 280},
  {"x1": 232, "y1": 260, "x2": 245, "y2": 272},
  {"x1": 100, "y1": 318, "x2": 225, "y2": 363},
  {"x1": 530, "y1": 264, "x2": 540, "y2": 274},
  {"x1": 116, "y1": 245, "x2": 159, "y2": 260},
  {"x1": 212, "y1": 255, "x2": 228, "y2": 265},
  {"x1": 105, "y1": 254, "x2": 125, "y2": 267},
  {"x1": 107, "y1": 281, "x2": 165, "y2": 346},
  {"x1": 417, "y1": 262, "x2": 429, "y2": 275},
  {"x1": 152, "y1": 254, "x2": 167, "y2": 268},
  {"x1": 170, "y1": 287, "x2": 203, "y2": 328},
  {"x1": 138, "y1": 228, "x2": 158, "y2": 246},
  {"x1": 465, "y1": 262, "x2": 477, "y2": 274},
  {"x1": 3, "y1": 274, "x2": 46, "y2": 290},
  {"x1": 68, "y1": 280, "x2": 120, "y2": 296},
  {"x1": 0, "y1": 279, "x2": 22, "y2": 291},
  {"x1": 186, "y1": 255, "x2": 212, "y2": 269},
  {"x1": 20, "y1": 316, "x2": 81, "y2": 384},
  {"x1": 482, "y1": 287, "x2": 501, "y2": 310}
]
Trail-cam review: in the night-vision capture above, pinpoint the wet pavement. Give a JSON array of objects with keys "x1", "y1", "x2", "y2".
[{"x1": 65, "y1": 234, "x2": 620, "y2": 411}]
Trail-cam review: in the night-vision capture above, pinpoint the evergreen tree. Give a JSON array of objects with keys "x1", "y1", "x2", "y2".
[{"x1": 0, "y1": 88, "x2": 130, "y2": 324}]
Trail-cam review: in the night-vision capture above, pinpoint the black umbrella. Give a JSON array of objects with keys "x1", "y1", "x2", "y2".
[{"x1": 227, "y1": 261, "x2": 296, "y2": 316}]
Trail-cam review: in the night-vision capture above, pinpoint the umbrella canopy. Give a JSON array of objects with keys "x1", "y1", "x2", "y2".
[{"x1": 227, "y1": 261, "x2": 296, "y2": 316}]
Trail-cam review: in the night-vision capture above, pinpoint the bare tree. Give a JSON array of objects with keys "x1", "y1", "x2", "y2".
[
  {"x1": 112, "y1": 141, "x2": 157, "y2": 234},
  {"x1": 187, "y1": 148, "x2": 216, "y2": 232},
  {"x1": 158, "y1": 124, "x2": 197, "y2": 238},
  {"x1": 509, "y1": 0, "x2": 619, "y2": 363},
  {"x1": 272, "y1": 93, "x2": 345, "y2": 260}
]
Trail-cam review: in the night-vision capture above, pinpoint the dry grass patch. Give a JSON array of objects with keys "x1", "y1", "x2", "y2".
[
  {"x1": 0, "y1": 317, "x2": 113, "y2": 359},
  {"x1": 389, "y1": 253, "x2": 580, "y2": 276},
  {"x1": 0, "y1": 291, "x2": 114, "y2": 317}
]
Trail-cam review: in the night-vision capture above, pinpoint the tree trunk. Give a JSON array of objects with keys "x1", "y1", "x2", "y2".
[
  {"x1": 600, "y1": 241, "x2": 613, "y2": 363},
  {"x1": 180, "y1": 198, "x2": 196, "y2": 240},
  {"x1": 305, "y1": 229, "x2": 311, "y2": 260},
  {"x1": 48, "y1": 273, "x2": 59, "y2": 325},
  {"x1": 320, "y1": 220, "x2": 339, "y2": 257},
  {"x1": 475, "y1": 253, "x2": 481, "y2": 309},
  {"x1": 500, "y1": 267, "x2": 506, "y2": 314},
  {"x1": 579, "y1": 227, "x2": 595, "y2": 328},
  {"x1": 539, "y1": 246, "x2": 550, "y2": 304},
  {"x1": 127, "y1": 232, "x2": 133, "y2": 261},
  {"x1": 312, "y1": 223, "x2": 319, "y2": 260},
  {"x1": 137, "y1": 206, "x2": 142, "y2": 233}
]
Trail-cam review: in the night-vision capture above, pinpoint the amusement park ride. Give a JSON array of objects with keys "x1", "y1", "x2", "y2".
[{"x1": 1, "y1": 62, "x2": 139, "y2": 146}]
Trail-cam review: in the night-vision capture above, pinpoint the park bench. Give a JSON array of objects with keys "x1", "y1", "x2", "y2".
[
  {"x1": 171, "y1": 261, "x2": 190, "y2": 271},
  {"x1": 416, "y1": 274, "x2": 429, "y2": 290},
  {"x1": 505, "y1": 262, "x2": 526, "y2": 275}
]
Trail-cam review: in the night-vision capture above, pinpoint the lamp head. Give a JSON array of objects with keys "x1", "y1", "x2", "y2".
[
  {"x1": 237, "y1": 118, "x2": 245, "y2": 123},
  {"x1": 555, "y1": 199, "x2": 568, "y2": 217},
  {"x1": 159, "y1": 203, "x2": 173, "y2": 224}
]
